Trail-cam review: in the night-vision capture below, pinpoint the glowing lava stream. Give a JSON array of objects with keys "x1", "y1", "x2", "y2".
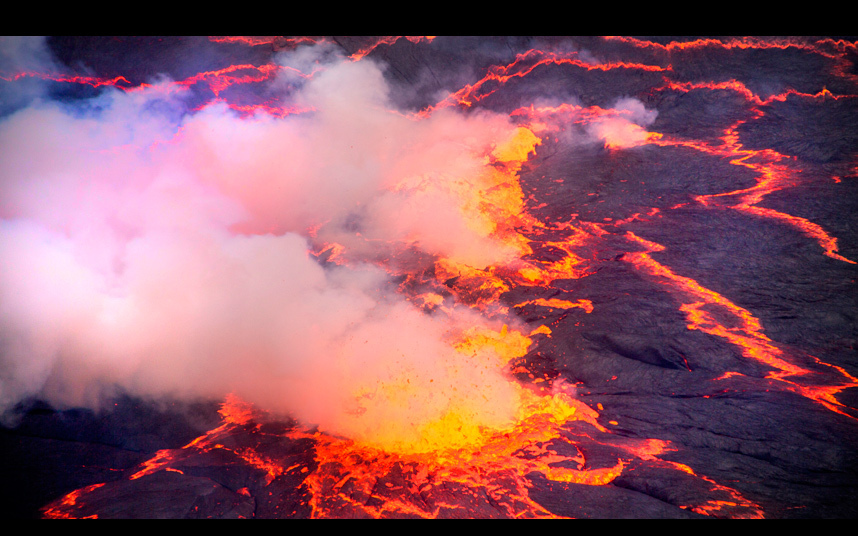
[
  {"x1": 15, "y1": 36, "x2": 855, "y2": 519},
  {"x1": 511, "y1": 41, "x2": 858, "y2": 419},
  {"x1": 304, "y1": 388, "x2": 614, "y2": 519},
  {"x1": 494, "y1": 38, "x2": 856, "y2": 265},
  {"x1": 510, "y1": 79, "x2": 856, "y2": 266},
  {"x1": 419, "y1": 48, "x2": 670, "y2": 118},
  {"x1": 42, "y1": 119, "x2": 759, "y2": 517},
  {"x1": 604, "y1": 36, "x2": 858, "y2": 87},
  {"x1": 611, "y1": 88, "x2": 858, "y2": 416},
  {"x1": 291, "y1": 124, "x2": 635, "y2": 517},
  {"x1": 623, "y1": 231, "x2": 858, "y2": 420},
  {"x1": 514, "y1": 97, "x2": 857, "y2": 417},
  {"x1": 126, "y1": 394, "x2": 288, "y2": 486},
  {"x1": 648, "y1": 82, "x2": 856, "y2": 265}
]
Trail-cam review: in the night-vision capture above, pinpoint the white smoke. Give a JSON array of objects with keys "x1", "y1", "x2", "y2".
[
  {"x1": 585, "y1": 96, "x2": 659, "y2": 149},
  {"x1": 0, "y1": 36, "x2": 60, "y2": 115},
  {"x1": 0, "y1": 41, "x2": 528, "y2": 447}
]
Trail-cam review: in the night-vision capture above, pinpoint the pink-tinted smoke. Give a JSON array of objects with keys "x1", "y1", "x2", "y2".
[{"x1": 0, "y1": 40, "x2": 530, "y2": 449}]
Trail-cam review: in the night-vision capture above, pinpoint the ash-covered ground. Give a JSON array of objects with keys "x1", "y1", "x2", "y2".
[{"x1": 1, "y1": 36, "x2": 857, "y2": 518}]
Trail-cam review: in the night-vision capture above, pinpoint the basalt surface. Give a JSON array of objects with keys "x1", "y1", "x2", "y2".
[{"x1": 1, "y1": 36, "x2": 857, "y2": 519}]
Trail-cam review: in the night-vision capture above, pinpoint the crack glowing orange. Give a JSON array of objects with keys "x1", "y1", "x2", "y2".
[{"x1": 25, "y1": 36, "x2": 858, "y2": 520}]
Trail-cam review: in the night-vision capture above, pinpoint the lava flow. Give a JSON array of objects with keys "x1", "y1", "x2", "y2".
[{"x1": 2, "y1": 36, "x2": 858, "y2": 519}]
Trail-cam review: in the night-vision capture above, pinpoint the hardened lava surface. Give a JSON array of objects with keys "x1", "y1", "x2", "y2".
[{"x1": 1, "y1": 36, "x2": 857, "y2": 518}]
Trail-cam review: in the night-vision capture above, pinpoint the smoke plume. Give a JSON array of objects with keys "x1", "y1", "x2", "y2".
[{"x1": 0, "y1": 40, "x2": 535, "y2": 451}]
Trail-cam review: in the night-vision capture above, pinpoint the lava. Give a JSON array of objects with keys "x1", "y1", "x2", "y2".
[
  {"x1": 646, "y1": 79, "x2": 856, "y2": 266},
  {"x1": 303, "y1": 387, "x2": 606, "y2": 518},
  {"x1": 0, "y1": 70, "x2": 134, "y2": 90},
  {"x1": 421, "y1": 47, "x2": 670, "y2": 117},
  {"x1": 3, "y1": 36, "x2": 857, "y2": 519}
]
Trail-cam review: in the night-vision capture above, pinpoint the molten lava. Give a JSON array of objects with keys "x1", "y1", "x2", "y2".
[{"x1": 3, "y1": 35, "x2": 857, "y2": 519}]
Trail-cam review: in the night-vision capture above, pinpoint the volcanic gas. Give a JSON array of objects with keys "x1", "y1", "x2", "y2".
[{"x1": 1, "y1": 35, "x2": 857, "y2": 519}]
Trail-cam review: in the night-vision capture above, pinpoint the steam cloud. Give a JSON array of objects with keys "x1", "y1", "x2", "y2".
[
  {"x1": 0, "y1": 39, "x2": 528, "y2": 449},
  {"x1": 0, "y1": 38, "x2": 658, "y2": 450}
]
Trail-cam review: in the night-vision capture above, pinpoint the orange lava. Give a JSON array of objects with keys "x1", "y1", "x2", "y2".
[
  {"x1": 421, "y1": 48, "x2": 669, "y2": 117},
  {"x1": 346, "y1": 36, "x2": 436, "y2": 61},
  {"x1": 0, "y1": 70, "x2": 133, "y2": 89},
  {"x1": 24, "y1": 36, "x2": 858, "y2": 519},
  {"x1": 42, "y1": 483, "x2": 105, "y2": 519},
  {"x1": 514, "y1": 298, "x2": 594, "y2": 313},
  {"x1": 304, "y1": 388, "x2": 608, "y2": 518},
  {"x1": 623, "y1": 232, "x2": 858, "y2": 419},
  {"x1": 647, "y1": 80, "x2": 856, "y2": 265},
  {"x1": 175, "y1": 63, "x2": 285, "y2": 97}
]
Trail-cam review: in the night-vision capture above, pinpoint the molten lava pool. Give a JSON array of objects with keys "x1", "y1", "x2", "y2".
[{"x1": 1, "y1": 36, "x2": 857, "y2": 519}]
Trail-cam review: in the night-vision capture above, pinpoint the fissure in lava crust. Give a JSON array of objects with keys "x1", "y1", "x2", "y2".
[{"x1": 1, "y1": 36, "x2": 857, "y2": 519}]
